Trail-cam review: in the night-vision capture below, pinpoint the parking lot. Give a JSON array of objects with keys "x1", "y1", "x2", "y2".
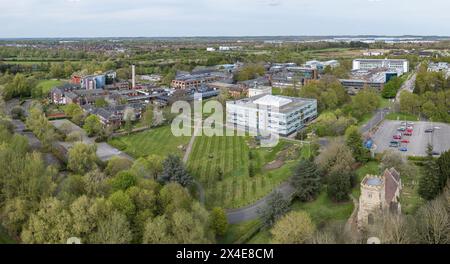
[{"x1": 372, "y1": 121, "x2": 450, "y2": 157}]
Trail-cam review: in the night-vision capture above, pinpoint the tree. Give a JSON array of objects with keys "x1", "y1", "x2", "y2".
[
  {"x1": 382, "y1": 77, "x2": 403, "y2": 99},
  {"x1": 370, "y1": 214, "x2": 415, "y2": 244},
  {"x1": 327, "y1": 171, "x2": 352, "y2": 202},
  {"x1": 110, "y1": 171, "x2": 137, "y2": 191},
  {"x1": 130, "y1": 155, "x2": 163, "y2": 180},
  {"x1": 159, "y1": 183, "x2": 192, "y2": 216},
  {"x1": 258, "y1": 191, "x2": 290, "y2": 227},
  {"x1": 83, "y1": 115, "x2": 102, "y2": 137},
  {"x1": 271, "y1": 211, "x2": 315, "y2": 244},
  {"x1": 316, "y1": 140, "x2": 355, "y2": 176},
  {"x1": 1, "y1": 198, "x2": 30, "y2": 237},
  {"x1": 105, "y1": 157, "x2": 133, "y2": 177},
  {"x1": 67, "y1": 143, "x2": 98, "y2": 174},
  {"x1": 211, "y1": 207, "x2": 228, "y2": 236},
  {"x1": 90, "y1": 211, "x2": 133, "y2": 244},
  {"x1": 82, "y1": 169, "x2": 110, "y2": 197},
  {"x1": 350, "y1": 88, "x2": 380, "y2": 120},
  {"x1": 143, "y1": 216, "x2": 173, "y2": 244},
  {"x1": 108, "y1": 190, "x2": 135, "y2": 218},
  {"x1": 159, "y1": 154, "x2": 193, "y2": 187},
  {"x1": 345, "y1": 126, "x2": 370, "y2": 163},
  {"x1": 399, "y1": 91, "x2": 421, "y2": 115},
  {"x1": 436, "y1": 150, "x2": 450, "y2": 190},
  {"x1": 21, "y1": 198, "x2": 73, "y2": 244},
  {"x1": 419, "y1": 145, "x2": 441, "y2": 200},
  {"x1": 291, "y1": 159, "x2": 321, "y2": 202},
  {"x1": 414, "y1": 196, "x2": 449, "y2": 244}
]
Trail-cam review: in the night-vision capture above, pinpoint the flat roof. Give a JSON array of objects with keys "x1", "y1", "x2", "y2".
[{"x1": 227, "y1": 94, "x2": 316, "y2": 114}]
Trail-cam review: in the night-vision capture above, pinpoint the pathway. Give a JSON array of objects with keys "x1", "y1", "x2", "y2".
[{"x1": 226, "y1": 181, "x2": 296, "y2": 224}]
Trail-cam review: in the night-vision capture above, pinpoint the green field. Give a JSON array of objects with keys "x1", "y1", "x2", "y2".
[
  {"x1": 291, "y1": 192, "x2": 354, "y2": 228},
  {"x1": 37, "y1": 79, "x2": 64, "y2": 94},
  {"x1": 108, "y1": 125, "x2": 191, "y2": 159},
  {"x1": 188, "y1": 135, "x2": 309, "y2": 209}
]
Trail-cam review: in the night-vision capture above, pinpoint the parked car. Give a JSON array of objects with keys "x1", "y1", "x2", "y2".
[
  {"x1": 399, "y1": 147, "x2": 408, "y2": 152},
  {"x1": 425, "y1": 128, "x2": 434, "y2": 133},
  {"x1": 407, "y1": 126, "x2": 414, "y2": 130},
  {"x1": 401, "y1": 139, "x2": 410, "y2": 144},
  {"x1": 390, "y1": 141, "x2": 400, "y2": 147},
  {"x1": 432, "y1": 151, "x2": 440, "y2": 156},
  {"x1": 393, "y1": 133, "x2": 402, "y2": 140},
  {"x1": 397, "y1": 127, "x2": 406, "y2": 131}
]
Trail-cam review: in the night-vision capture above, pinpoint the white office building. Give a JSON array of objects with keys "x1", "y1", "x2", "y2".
[
  {"x1": 352, "y1": 59, "x2": 409, "y2": 74},
  {"x1": 226, "y1": 94, "x2": 317, "y2": 136},
  {"x1": 248, "y1": 86, "x2": 272, "y2": 97}
]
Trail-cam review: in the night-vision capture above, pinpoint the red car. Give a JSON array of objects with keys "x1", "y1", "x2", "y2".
[
  {"x1": 401, "y1": 139, "x2": 410, "y2": 144},
  {"x1": 393, "y1": 135, "x2": 402, "y2": 140}
]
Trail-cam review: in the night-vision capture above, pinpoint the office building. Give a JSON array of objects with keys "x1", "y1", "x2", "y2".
[
  {"x1": 226, "y1": 94, "x2": 317, "y2": 136},
  {"x1": 352, "y1": 59, "x2": 409, "y2": 74}
]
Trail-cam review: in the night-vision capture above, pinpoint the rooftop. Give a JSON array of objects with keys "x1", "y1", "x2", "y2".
[{"x1": 227, "y1": 94, "x2": 316, "y2": 114}]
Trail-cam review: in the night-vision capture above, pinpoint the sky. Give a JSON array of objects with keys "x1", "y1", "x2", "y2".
[{"x1": 0, "y1": 0, "x2": 449, "y2": 38}]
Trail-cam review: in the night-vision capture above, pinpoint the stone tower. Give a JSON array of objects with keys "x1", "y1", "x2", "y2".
[
  {"x1": 357, "y1": 168, "x2": 402, "y2": 230},
  {"x1": 357, "y1": 175, "x2": 385, "y2": 229}
]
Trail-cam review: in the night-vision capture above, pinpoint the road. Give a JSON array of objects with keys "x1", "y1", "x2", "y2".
[
  {"x1": 395, "y1": 72, "x2": 417, "y2": 102},
  {"x1": 226, "y1": 182, "x2": 296, "y2": 224},
  {"x1": 360, "y1": 108, "x2": 391, "y2": 135}
]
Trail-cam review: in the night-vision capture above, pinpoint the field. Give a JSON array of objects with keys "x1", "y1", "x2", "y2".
[
  {"x1": 188, "y1": 135, "x2": 309, "y2": 209},
  {"x1": 37, "y1": 79, "x2": 64, "y2": 94},
  {"x1": 108, "y1": 125, "x2": 191, "y2": 159}
]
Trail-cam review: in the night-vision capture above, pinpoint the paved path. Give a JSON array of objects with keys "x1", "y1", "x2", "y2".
[{"x1": 226, "y1": 181, "x2": 296, "y2": 224}]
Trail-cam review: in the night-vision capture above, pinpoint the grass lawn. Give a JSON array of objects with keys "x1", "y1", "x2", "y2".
[
  {"x1": 188, "y1": 135, "x2": 308, "y2": 209},
  {"x1": 291, "y1": 192, "x2": 354, "y2": 228},
  {"x1": 0, "y1": 226, "x2": 15, "y2": 244},
  {"x1": 37, "y1": 79, "x2": 64, "y2": 94},
  {"x1": 401, "y1": 166, "x2": 424, "y2": 215},
  {"x1": 108, "y1": 125, "x2": 191, "y2": 159},
  {"x1": 385, "y1": 112, "x2": 420, "y2": 122}
]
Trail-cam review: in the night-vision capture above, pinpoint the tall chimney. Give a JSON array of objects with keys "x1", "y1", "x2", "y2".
[{"x1": 132, "y1": 65, "x2": 136, "y2": 89}]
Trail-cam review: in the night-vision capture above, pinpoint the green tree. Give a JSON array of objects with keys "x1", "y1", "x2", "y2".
[
  {"x1": 211, "y1": 207, "x2": 228, "y2": 236},
  {"x1": 105, "y1": 157, "x2": 133, "y2": 177},
  {"x1": 418, "y1": 145, "x2": 441, "y2": 201},
  {"x1": 271, "y1": 211, "x2": 315, "y2": 244},
  {"x1": 21, "y1": 198, "x2": 73, "y2": 244},
  {"x1": 110, "y1": 171, "x2": 137, "y2": 191},
  {"x1": 436, "y1": 150, "x2": 450, "y2": 190},
  {"x1": 345, "y1": 125, "x2": 370, "y2": 163},
  {"x1": 130, "y1": 155, "x2": 164, "y2": 180},
  {"x1": 291, "y1": 159, "x2": 321, "y2": 202},
  {"x1": 143, "y1": 216, "x2": 173, "y2": 244},
  {"x1": 90, "y1": 211, "x2": 133, "y2": 244},
  {"x1": 108, "y1": 190, "x2": 136, "y2": 218},
  {"x1": 327, "y1": 171, "x2": 352, "y2": 202},
  {"x1": 159, "y1": 154, "x2": 193, "y2": 187},
  {"x1": 67, "y1": 143, "x2": 98, "y2": 174},
  {"x1": 258, "y1": 191, "x2": 290, "y2": 227},
  {"x1": 83, "y1": 115, "x2": 102, "y2": 137}
]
